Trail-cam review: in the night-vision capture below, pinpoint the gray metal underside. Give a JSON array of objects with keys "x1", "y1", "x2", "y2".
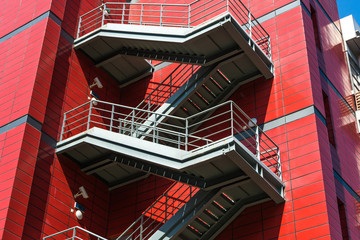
[
  {"x1": 56, "y1": 127, "x2": 284, "y2": 203},
  {"x1": 347, "y1": 37, "x2": 360, "y2": 59},
  {"x1": 74, "y1": 13, "x2": 273, "y2": 86},
  {"x1": 153, "y1": 53, "x2": 263, "y2": 120},
  {"x1": 150, "y1": 180, "x2": 270, "y2": 240}
]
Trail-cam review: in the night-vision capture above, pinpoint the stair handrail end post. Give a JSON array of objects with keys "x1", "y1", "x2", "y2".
[
  {"x1": 72, "y1": 227, "x2": 76, "y2": 239},
  {"x1": 122, "y1": 3, "x2": 125, "y2": 24},
  {"x1": 256, "y1": 126, "x2": 260, "y2": 159},
  {"x1": 248, "y1": 11, "x2": 252, "y2": 42},
  {"x1": 230, "y1": 102, "x2": 234, "y2": 136},
  {"x1": 87, "y1": 101, "x2": 93, "y2": 131},
  {"x1": 101, "y1": 3, "x2": 106, "y2": 27},
  {"x1": 185, "y1": 118, "x2": 189, "y2": 151},
  {"x1": 110, "y1": 104, "x2": 114, "y2": 132},
  {"x1": 277, "y1": 146, "x2": 282, "y2": 179},
  {"x1": 77, "y1": 16, "x2": 82, "y2": 38},
  {"x1": 160, "y1": 4, "x2": 163, "y2": 26},
  {"x1": 131, "y1": 109, "x2": 135, "y2": 135},
  {"x1": 153, "y1": 115, "x2": 156, "y2": 143},
  {"x1": 188, "y1": 4, "x2": 191, "y2": 27},
  {"x1": 60, "y1": 112, "x2": 67, "y2": 141}
]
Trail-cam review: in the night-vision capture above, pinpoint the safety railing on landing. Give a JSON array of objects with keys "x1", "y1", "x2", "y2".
[
  {"x1": 60, "y1": 100, "x2": 281, "y2": 178},
  {"x1": 43, "y1": 226, "x2": 107, "y2": 240},
  {"x1": 116, "y1": 182, "x2": 198, "y2": 240},
  {"x1": 77, "y1": 0, "x2": 271, "y2": 58}
]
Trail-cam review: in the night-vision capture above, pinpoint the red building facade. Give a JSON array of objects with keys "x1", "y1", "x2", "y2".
[{"x1": 0, "y1": 0, "x2": 359, "y2": 239}]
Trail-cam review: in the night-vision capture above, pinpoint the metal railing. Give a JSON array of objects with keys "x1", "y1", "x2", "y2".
[
  {"x1": 124, "y1": 64, "x2": 199, "y2": 127},
  {"x1": 60, "y1": 100, "x2": 281, "y2": 177},
  {"x1": 116, "y1": 182, "x2": 198, "y2": 240},
  {"x1": 43, "y1": 226, "x2": 107, "y2": 240},
  {"x1": 77, "y1": 0, "x2": 271, "y2": 58}
]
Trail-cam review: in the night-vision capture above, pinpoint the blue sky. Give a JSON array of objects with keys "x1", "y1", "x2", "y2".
[{"x1": 337, "y1": 0, "x2": 360, "y2": 21}]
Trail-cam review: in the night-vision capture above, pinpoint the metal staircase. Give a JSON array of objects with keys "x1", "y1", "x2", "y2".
[
  {"x1": 124, "y1": 53, "x2": 262, "y2": 144},
  {"x1": 74, "y1": 0, "x2": 273, "y2": 87},
  {"x1": 56, "y1": 99, "x2": 284, "y2": 239},
  {"x1": 116, "y1": 182, "x2": 199, "y2": 240},
  {"x1": 52, "y1": 1, "x2": 284, "y2": 239},
  {"x1": 116, "y1": 178, "x2": 270, "y2": 240}
]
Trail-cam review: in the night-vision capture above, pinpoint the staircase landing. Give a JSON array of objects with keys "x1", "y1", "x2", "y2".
[
  {"x1": 57, "y1": 100, "x2": 284, "y2": 202},
  {"x1": 74, "y1": 1, "x2": 273, "y2": 86}
]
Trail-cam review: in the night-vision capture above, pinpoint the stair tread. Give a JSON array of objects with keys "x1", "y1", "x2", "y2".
[
  {"x1": 197, "y1": 85, "x2": 216, "y2": 102},
  {"x1": 204, "y1": 78, "x2": 223, "y2": 95},
  {"x1": 190, "y1": 219, "x2": 210, "y2": 234},
  {"x1": 211, "y1": 71, "x2": 231, "y2": 88}
]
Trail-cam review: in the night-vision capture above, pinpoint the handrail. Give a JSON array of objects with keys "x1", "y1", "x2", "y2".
[
  {"x1": 123, "y1": 64, "x2": 198, "y2": 130},
  {"x1": 59, "y1": 100, "x2": 281, "y2": 178},
  {"x1": 116, "y1": 182, "x2": 198, "y2": 240},
  {"x1": 43, "y1": 226, "x2": 107, "y2": 240},
  {"x1": 76, "y1": 0, "x2": 271, "y2": 58}
]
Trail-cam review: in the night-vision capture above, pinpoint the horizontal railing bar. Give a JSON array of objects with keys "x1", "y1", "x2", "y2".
[
  {"x1": 62, "y1": 122, "x2": 88, "y2": 134},
  {"x1": 191, "y1": 127, "x2": 231, "y2": 143},
  {"x1": 232, "y1": 103, "x2": 278, "y2": 147},
  {"x1": 63, "y1": 102, "x2": 91, "y2": 116},
  {"x1": 79, "y1": 4, "x2": 104, "y2": 20},
  {"x1": 190, "y1": 118, "x2": 230, "y2": 136},
  {"x1": 65, "y1": 108, "x2": 90, "y2": 121},
  {"x1": 64, "y1": 116, "x2": 89, "y2": 128},
  {"x1": 80, "y1": 15, "x2": 103, "y2": 28},
  {"x1": 188, "y1": 110, "x2": 231, "y2": 130}
]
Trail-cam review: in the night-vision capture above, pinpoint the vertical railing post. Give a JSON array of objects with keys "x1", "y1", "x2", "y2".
[
  {"x1": 60, "y1": 112, "x2": 67, "y2": 141},
  {"x1": 72, "y1": 227, "x2": 76, "y2": 240},
  {"x1": 185, "y1": 119, "x2": 188, "y2": 151},
  {"x1": 110, "y1": 104, "x2": 114, "y2": 132},
  {"x1": 256, "y1": 126, "x2": 260, "y2": 160},
  {"x1": 230, "y1": 102, "x2": 234, "y2": 136},
  {"x1": 160, "y1": 4, "x2": 163, "y2": 26},
  {"x1": 119, "y1": 119, "x2": 122, "y2": 134},
  {"x1": 140, "y1": 4, "x2": 143, "y2": 24},
  {"x1": 131, "y1": 110, "x2": 135, "y2": 135},
  {"x1": 101, "y1": 4, "x2": 105, "y2": 27},
  {"x1": 122, "y1": 4, "x2": 125, "y2": 24},
  {"x1": 248, "y1": 11, "x2": 252, "y2": 42},
  {"x1": 153, "y1": 116, "x2": 156, "y2": 143},
  {"x1": 277, "y1": 147, "x2": 281, "y2": 179},
  {"x1": 77, "y1": 16, "x2": 82, "y2": 38},
  {"x1": 227, "y1": 0, "x2": 229, "y2": 12},
  {"x1": 188, "y1": 4, "x2": 191, "y2": 27},
  {"x1": 268, "y1": 36, "x2": 271, "y2": 58},
  {"x1": 87, "y1": 101, "x2": 93, "y2": 130}
]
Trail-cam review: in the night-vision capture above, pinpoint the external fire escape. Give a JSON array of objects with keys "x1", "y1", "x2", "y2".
[{"x1": 47, "y1": 1, "x2": 284, "y2": 239}]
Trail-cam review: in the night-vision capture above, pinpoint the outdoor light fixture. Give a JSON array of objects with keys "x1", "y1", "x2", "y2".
[
  {"x1": 74, "y1": 186, "x2": 89, "y2": 199},
  {"x1": 75, "y1": 210, "x2": 83, "y2": 220},
  {"x1": 248, "y1": 118, "x2": 257, "y2": 128},
  {"x1": 71, "y1": 202, "x2": 86, "y2": 220}
]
